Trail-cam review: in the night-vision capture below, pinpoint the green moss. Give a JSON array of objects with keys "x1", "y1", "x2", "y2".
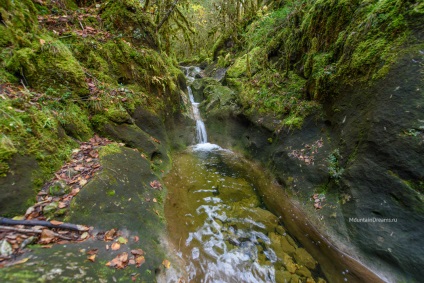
[
  {"x1": 105, "y1": 104, "x2": 131, "y2": 124},
  {"x1": 227, "y1": 47, "x2": 262, "y2": 78},
  {"x1": 283, "y1": 115, "x2": 303, "y2": 129},
  {"x1": 58, "y1": 104, "x2": 93, "y2": 141},
  {"x1": 99, "y1": 143, "x2": 122, "y2": 158}
]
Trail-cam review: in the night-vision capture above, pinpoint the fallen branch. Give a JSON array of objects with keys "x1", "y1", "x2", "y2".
[
  {"x1": 0, "y1": 218, "x2": 90, "y2": 232},
  {"x1": 0, "y1": 225, "x2": 74, "y2": 240}
]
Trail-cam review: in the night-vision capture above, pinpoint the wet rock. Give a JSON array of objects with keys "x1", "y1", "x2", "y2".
[
  {"x1": 296, "y1": 265, "x2": 312, "y2": 278},
  {"x1": 269, "y1": 232, "x2": 296, "y2": 256},
  {"x1": 293, "y1": 248, "x2": 317, "y2": 270},
  {"x1": 275, "y1": 225, "x2": 286, "y2": 236},
  {"x1": 290, "y1": 274, "x2": 301, "y2": 283},
  {"x1": 276, "y1": 270, "x2": 293, "y2": 283},
  {"x1": 281, "y1": 253, "x2": 297, "y2": 273}
]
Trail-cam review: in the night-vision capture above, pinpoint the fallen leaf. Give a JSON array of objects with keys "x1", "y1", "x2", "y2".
[
  {"x1": 58, "y1": 202, "x2": 67, "y2": 209},
  {"x1": 128, "y1": 259, "x2": 136, "y2": 265},
  {"x1": 136, "y1": 256, "x2": 145, "y2": 267},
  {"x1": 39, "y1": 229, "x2": 55, "y2": 244},
  {"x1": 50, "y1": 220, "x2": 63, "y2": 225},
  {"x1": 86, "y1": 249, "x2": 98, "y2": 255},
  {"x1": 131, "y1": 274, "x2": 140, "y2": 282},
  {"x1": 153, "y1": 198, "x2": 157, "y2": 203},
  {"x1": 162, "y1": 259, "x2": 171, "y2": 269},
  {"x1": 39, "y1": 39, "x2": 46, "y2": 45},
  {"x1": 133, "y1": 236, "x2": 139, "y2": 242},
  {"x1": 76, "y1": 225, "x2": 90, "y2": 232},
  {"x1": 111, "y1": 242, "x2": 121, "y2": 251},
  {"x1": 150, "y1": 180, "x2": 162, "y2": 190},
  {"x1": 80, "y1": 232, "x2": 89, "y2": 240},
  {"x1": 88, "y1": 254, "x2": 96, "y2": 262},
  {"x1": 105, "y1": 228, "x2": 117, "y2": 241},
  {"x1": 131, "y1": 249, "x2": 144, "y2": 256},
  {"x1": 117, "y1": 237, "x2": 128, "y2": 244},
  {"x1": 106, "y1": 244, "x2": 109, "y2": 250},
  {"x1": 107, "y1": 252, "x2": 129, "y2": 269},
  {"x1": 79, "y1": 179, "x2": 88, "y2": 186}
]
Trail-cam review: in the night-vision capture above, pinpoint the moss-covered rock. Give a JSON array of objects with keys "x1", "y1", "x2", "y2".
[
  {"x1": 0, "y1": 155, "x2": 39, "y2": 216},
  {"x1": 66, "y1": 147, "x2": 169, "y2": 281},
  {"x1": 227, "y1": 47, "x2": 262, "y2": 78}
]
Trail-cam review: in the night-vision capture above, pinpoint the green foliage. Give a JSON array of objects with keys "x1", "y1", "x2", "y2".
[
  {"x1": 57, "y1": 104, "x2": 93, "y2": 141},
  {"x1": 327, "y1": 149, "x2": 344, "y2": 181},
  {"x1": 218, "y1": 0, "x2": 415, "y2": 128}
]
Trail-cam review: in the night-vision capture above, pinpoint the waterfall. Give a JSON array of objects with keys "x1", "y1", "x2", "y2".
[{"x1": 184, "y1": 67, "x2": 208, "y2": 144}]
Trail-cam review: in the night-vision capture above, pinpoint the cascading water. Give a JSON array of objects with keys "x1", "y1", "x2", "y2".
[
  {"x1": 164, "y1": 67, "x2": 329, "y2": 283},
  {"x1": 183, "y1": 67, "x2": 208, "y2": 144}
]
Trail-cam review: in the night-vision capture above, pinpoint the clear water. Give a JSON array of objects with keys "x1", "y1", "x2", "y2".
[{"x1": 164, "y1": 146, "x2": 325, "y2": 283}]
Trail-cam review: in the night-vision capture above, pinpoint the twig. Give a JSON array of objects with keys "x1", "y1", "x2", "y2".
[
  {"x1": 0, "y1": 225, "x2": 74, "y2": 240},
  {"x1": 79, "y1": 20, "x2": 84, "y2": 30},
  {"x1": 0, "y1": 218, "x2": 90, "y2": 232}
]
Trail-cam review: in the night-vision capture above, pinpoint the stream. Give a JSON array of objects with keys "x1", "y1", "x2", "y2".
[{"x1": 164, "y1": 67, "x2": 327, "y2": 283}]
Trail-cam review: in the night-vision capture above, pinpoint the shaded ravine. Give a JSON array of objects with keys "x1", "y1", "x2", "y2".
[{"x1": 164, "y1": 67, "x2": 388, "y2": 283}]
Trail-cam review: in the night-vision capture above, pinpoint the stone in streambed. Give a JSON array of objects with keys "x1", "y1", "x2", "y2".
[{"x1": 49, "y1": 180, "x2": 70, "y2": 196}]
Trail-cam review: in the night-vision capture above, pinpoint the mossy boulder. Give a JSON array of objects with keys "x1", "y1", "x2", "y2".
[
  {"x1": 100, "y1": 122, "x2": 159, "y2": 157},
  {"x1": 203, "y1": 84, "x2": 237, "y2": 114},
  {"x1": 101, "y1": 0, "x2": 157, "y2": 48},
  {"x1": 6, "y1": 37, "x2": 88, "y2": 96},
  {"x1": 0, "y1": 155, "x2": 39, "y2": 216},
  {"x1": 66, "y1": 147, "x2": 171, "y2": 281},
  {"x1": 0, "y1": 147, "x2": 184, "y2": 282},
  {"x1": 190, "y1": 77, "x2": 220, "y2": 102},
  {"x1": 226, "y1": 47, "x2": 261, "y2": 78},
  {"x1": 132, "y1": 107, "x2": 168, "y2": 144}
]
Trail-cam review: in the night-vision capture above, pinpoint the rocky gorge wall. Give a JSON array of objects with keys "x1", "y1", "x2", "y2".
[{"x1": 195, "y1": 44, "x2": 424, "y2": 282}]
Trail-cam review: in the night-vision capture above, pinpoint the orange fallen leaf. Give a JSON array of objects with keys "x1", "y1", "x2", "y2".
[
  {"x1": 50, "y1": 220, "x2": 64, "y2": 225},
  {"x1": 104, "y1": 228, "x2": 117, "y2": 241},
  {"x1": 107, "y1": 252, "x2": 129, "y2": 269},
  {"x1": 162, "y1": 259, "x2": 171, "y2": 269},
  {"x1": 111, "y1": 242, "x2": 121, "y2": 251},
  {"x1": 133, "y1": 236, "x2": 139, "y2": 242},
  {"x1": 39, "y1": 229, "x2": 55, "y2": 244},
  {"x1": 136, "y1": 256, "x2": 145, "y2": 267},
  {"x1": 88, "y1": 254, "x2": 96, "y2": 262}
]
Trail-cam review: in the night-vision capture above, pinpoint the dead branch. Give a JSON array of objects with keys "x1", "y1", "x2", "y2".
[
  {"x1": 0, "y1": 218, "x2": 90, "y2": 232},
  {"x1": 0, "y1": 225, "x2": 74, "y2": 240}
]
